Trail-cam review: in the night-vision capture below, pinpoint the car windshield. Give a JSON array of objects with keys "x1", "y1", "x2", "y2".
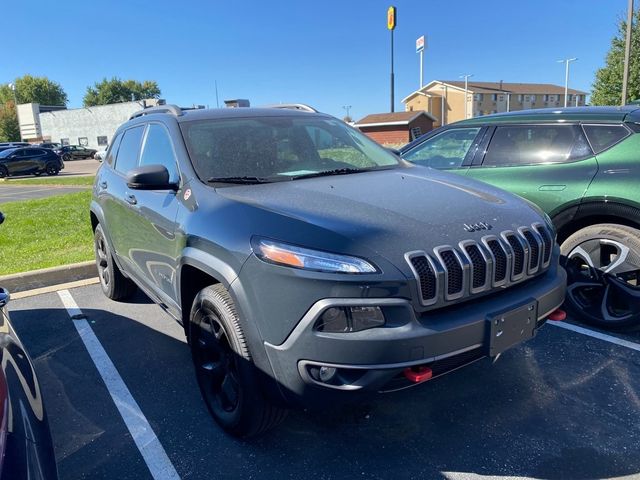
[
  {"x1": 0, "y1": 148, "x2": 17, "y2": 158},
  {"x1": 180, "y1": 115, "x2": 401, "y2": 183}
]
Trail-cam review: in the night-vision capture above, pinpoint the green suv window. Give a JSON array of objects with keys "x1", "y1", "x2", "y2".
[
  {"x1": 483, "y1": 125, "x2": 591, "y2": 166},
  {"x1": 582, "y1": 124, "x2": 630, "y2": 154},
  {"x1": 401, "y1": 127, "x2": 481, "y2": 169}
]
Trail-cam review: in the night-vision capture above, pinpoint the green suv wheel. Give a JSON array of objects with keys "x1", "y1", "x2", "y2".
[
  {"x1": 561, "y1": 224, "x2": 640, "y2": 329},
  {"x1": 189, "y1": 284, "x2": 287, "y2": 438}
]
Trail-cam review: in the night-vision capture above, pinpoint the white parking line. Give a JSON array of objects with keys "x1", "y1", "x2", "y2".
[
  {"x1": 549, "y1": 321, "x2": 640, "y2": 352},
  {"x1": 57, "y1": 289, "x2": 180, "y2": 480}
]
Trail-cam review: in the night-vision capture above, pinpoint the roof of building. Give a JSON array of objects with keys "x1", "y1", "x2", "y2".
[
  {"x1": 402, "y1": 80, "x2": 588, "y2": 103},
  {"x1": 355, "y1": 111, "x2": 436, "y2": 127},
  {"x1": 454, "y1": 106, "x2": 640, "y2": 125}
]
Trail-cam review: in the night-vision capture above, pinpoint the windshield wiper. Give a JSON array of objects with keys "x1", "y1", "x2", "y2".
[
  {"x1": 288, "y1": 168, "x2": 365, "y2": 180},
  {"x1": 207, "y1": 176, "x2": 271, "y2": 184}
]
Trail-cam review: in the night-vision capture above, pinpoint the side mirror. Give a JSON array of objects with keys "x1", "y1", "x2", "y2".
[
  {"x1": 126, "y1": 164, "x2": 178, "y2": 191},
  {"x1": 0, "y1": 288, "x2": 9, "y2": 309}
]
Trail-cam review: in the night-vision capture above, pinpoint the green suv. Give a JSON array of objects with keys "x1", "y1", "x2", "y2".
[{"x1": 400, "y1": 106, "x2": 640, "y2": 329}]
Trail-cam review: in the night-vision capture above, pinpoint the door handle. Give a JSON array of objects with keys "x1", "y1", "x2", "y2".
[
  {"x1": 125, "y1": 193, "x2": 137, "y2": 205},
  {"x1": 99, "y1": 181, "x2": 107, "y2": 189}
]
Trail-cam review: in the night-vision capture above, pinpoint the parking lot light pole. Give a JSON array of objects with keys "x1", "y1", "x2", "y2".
[
  {"x1": 459, "y1": 74, "x2": 473, "y2": 119},
  {"x1": 557, "y1": 58, "x2": 578, "y2": 107},
  {"x1": 387, "y1": 6, "x2": 397, "y2": 112},
  {"x1": 622, "y1": 0, "x2": 634, "y2": 105}
]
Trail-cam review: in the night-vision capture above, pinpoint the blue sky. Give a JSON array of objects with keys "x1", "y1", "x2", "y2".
[{"x1": 3, "y1": 0, "x2": 627, "y2": 120}]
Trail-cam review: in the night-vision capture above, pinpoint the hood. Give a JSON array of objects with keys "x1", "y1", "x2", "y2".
[{"x1": 217, "y1": 166, "x2": 548, "y2": 273}]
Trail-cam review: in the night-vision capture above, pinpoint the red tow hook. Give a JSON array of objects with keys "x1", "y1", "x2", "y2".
[
  {"x1": 403, "y1": 365, "x2": 433, "y2": 383},
  {"x1": 548, "y1": 309, "x2": 567, "y2": 321}
]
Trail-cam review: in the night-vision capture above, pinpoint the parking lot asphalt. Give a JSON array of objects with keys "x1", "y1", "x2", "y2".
[
  {"x1": 0, "y1": 184, "x2": 89, "y2": 203},
  {"x1": 8, "y1": 283, "x2": 640, "y2": 480}
]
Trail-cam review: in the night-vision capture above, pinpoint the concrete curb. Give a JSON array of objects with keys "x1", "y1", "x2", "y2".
[{"x1": 0, "y1": 261, "x2": 97, "y2": 293}]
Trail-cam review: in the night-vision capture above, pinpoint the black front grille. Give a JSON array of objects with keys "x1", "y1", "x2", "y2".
[
  {"x1": 522, "y1": 230, "x2": 539, "y2": 270},
  {"x1": 441, "y1": 250, "x2": 463, "y2": 296},
  {"x1": 410, "y1": 256, "x2": 437, "y2": 301},
  {"x1": 487, "y1": 239, "x2": 507, "y2": 282},
  {"x1": 465, "y1": 244, "x2": 486, "y2": 289},
  {"x1": 506, "y1": 234, "x2": 525, "y2": 276},
  {"x1": 535, "y1": 225, "x2": 553, "y2": 264}
]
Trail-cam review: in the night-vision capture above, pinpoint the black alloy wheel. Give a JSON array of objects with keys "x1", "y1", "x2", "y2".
[
  {"x1": 0, "y1": 166, "x2": 7, "y2": 178},
  {"x1": 45, "y1": 163, "x2": 59, "y2": 176},
  {"x1": 93, "y1": 224, "x2": 136, "y2": 300},
  {"x1": 562, "y1": 224, "x2": 640, "y2": 329}
]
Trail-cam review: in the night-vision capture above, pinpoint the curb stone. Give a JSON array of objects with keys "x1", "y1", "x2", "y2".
[{"x1": 0, "y1": 261, "x2": 97, "y2": 293}]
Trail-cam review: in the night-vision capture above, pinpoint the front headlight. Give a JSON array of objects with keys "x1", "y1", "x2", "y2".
[{"x1": 253, "y1": 238, "x2": 378, "y2": 274}]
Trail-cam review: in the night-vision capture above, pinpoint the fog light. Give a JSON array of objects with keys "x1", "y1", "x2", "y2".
[
  {"x1": 318, "y1": 366, "x2": 337, "y2": 382},
  {"x1": 315, "y1": 306, "x2": 385, "y2": 333}
]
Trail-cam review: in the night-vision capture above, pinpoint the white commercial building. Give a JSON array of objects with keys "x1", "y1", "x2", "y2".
[{"x1": 17, "y1": 99, "x2": 163, "y2": 148}]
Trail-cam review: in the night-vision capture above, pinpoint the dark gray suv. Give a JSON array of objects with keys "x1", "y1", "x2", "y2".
[{"x1": 90, "y1": 104, "x2": 566, "y2": 437}]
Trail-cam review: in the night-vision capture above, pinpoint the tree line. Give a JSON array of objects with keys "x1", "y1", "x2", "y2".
[{"x1": 0, "y1": 76, "x2": 161, "y2": 142}]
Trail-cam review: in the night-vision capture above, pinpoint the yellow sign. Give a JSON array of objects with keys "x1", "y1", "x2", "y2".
[{"x1": 387, "y1": 6, "x2": 396, "y2": 30}]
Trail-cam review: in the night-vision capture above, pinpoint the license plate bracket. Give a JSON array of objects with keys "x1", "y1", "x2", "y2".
[{"x1": 486, "y1": 300, "x2": 537, "y2": 357}]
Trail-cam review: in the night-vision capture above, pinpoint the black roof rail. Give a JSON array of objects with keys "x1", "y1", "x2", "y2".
[
  {"x1": 263, "y1": 103, "x2": 319, "y2": 113},
  {"x1": 129, "y1": 104, "x2": 183, "y2": 120}
]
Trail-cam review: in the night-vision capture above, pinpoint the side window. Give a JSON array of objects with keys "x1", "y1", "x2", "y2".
[
  {"x1": 139, "y1": 124, "x2": 179, "y2": 182},
  {"x1": 114, "y1": 126, "x2": 145, "y2": 174},
  {"x1": 582, "y1": 124, "x2": 630, "y2": 154},
  {"x1": 402, "y1": 127, "x2": 481, "y2": 169},
  {"x1": 105, "y1": 132, "x2": 123, "y2": 166},
  {"x1": 483, "y1": 125, "x2": 591, "y2": 167}
]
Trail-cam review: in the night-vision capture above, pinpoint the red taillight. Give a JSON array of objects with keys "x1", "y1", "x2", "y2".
[
  {"x1": 0, "y1": 370, "x2": 8, "y2": 475},
  {"x1": 403, "y1": 365, "x2": 433, "y2": 383}
]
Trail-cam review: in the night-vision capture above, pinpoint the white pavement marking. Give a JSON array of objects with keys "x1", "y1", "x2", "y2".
[
  {"x1": 57, "y1": 289, "x2": 181, "y2": 480},
  {"x1": 549, "y1": 321, "x2": 640, "y2": 352}
]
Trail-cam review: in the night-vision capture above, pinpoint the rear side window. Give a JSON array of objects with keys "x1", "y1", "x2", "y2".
[
  {"x1": 483, "y1": 125, "x2": 591, "y2": 167},
  {"x1": 582, "y1": 124, "x2": 630, "y2": 154},
  {"x1": 105, "y1": 132, "x2": 123, "y2": 166},
  {"x1": 114, "y1": 126, "x2": 145, "y2": 174},
  {"x1": 403, "y1": 127, "x2": 481, "y2": 169},
  {"x1": 140, "y1": 124, "x2": 179, "y2": 183}
]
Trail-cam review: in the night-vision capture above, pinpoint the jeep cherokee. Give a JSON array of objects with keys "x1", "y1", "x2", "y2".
[{"x1": 90, "y1": 104, "x2": 566, "y2": 437}]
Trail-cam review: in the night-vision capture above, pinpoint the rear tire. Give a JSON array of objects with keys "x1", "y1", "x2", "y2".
[
  {"x1": 94, "y1": 224, "x2": 136, "y2": 300},
  {"x1": 0, "y1": 166, "x2": 7, "y2": 178},
  {"x1": 189, "y1": 284, "x2": 287, "y2": 437},
  {"x1": 45, "y1": 163, "x2": 59, "y2": 176},
  {"x1": 561, "y1": 224, "x2": 640, "y2": 329}
]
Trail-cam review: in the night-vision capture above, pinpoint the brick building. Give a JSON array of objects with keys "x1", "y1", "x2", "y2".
[{"x1": 355, "y1": 111, "x2": 435, "y2": 145}]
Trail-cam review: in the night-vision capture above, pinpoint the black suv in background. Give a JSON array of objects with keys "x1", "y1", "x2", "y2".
[
  {"x1": 91, "y1": 105, "x2": 566, "y2": 437},
  {"x1": 0, "y1": 147, "x2": 64, "y2": 177}
]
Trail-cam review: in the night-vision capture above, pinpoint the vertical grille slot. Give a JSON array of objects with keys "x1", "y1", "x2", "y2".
[
  {"x1": 410, "y1": 255, "x2": 437, "y2": 303},
  {"x1": 440, "y1": 250, "x2": 463, "y2": 296},
  {"x1": 505, "y1": 234, "x2": 525, "y2": 277},
  {"x1": 464, "y1": 243, "x2": 487, "y2": 290},
  {"x1": 535, "y1": 225, "x2": 553, "y2": 264},
  {"x1": 522, "y1": 230, "x2": 540, "y2": 270},
  {"x1": 487, "y1": 239, "x2": 507, "y2": 283}
]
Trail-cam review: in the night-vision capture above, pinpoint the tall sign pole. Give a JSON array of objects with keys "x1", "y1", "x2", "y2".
[
  {"x1": 416, "y1": 35, "x2": 425, "y2": 88},
  {"x1": 388, "y1": 6, "x2": 396, "y2": 112},
  {"x1": 622, "y1": 0, "x2": 634, "y2": 105}
]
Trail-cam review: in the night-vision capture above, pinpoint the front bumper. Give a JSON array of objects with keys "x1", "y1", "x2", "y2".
[{"x1": 262, "y1": 264, "x2": 566, "y2": 408}]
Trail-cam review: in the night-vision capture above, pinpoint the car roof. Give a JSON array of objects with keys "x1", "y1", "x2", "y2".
[
  {"x1": 127, "y1": 107, "x2": 332, "y2": 126},
  {"x1": 455, "y1": 105, "x2": 640, "y2": 126}
]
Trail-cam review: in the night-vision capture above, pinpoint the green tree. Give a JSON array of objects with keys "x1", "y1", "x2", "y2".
[
  {"x1": 591, "y1": 8, "x2": 640, "y2": 105},
  {"x1": 0, "y1": 101, "x2": 20, "y2": 142},
  {"x1": 83, "y1": 78, "x2": 161, "y2": 106},
  {"x1": 0, "y1": 75, "x2": 68, "y2": 105}
]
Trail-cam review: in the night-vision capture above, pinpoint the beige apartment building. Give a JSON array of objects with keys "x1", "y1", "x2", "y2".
[{"x1": 402, "y1": 80, "x2": 588, "y2": 128}]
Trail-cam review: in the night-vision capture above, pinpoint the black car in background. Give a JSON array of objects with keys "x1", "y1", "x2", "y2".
[
  {"x1": 0, "y1": 147, "x2": 64, "y2": 178},
  {"x1": 37, "y1": 142, "x2": 62, "y2": 150},
  {"x1": 0, "y1": 212, "x2": 58, "y2": 479},
  {"x1": 56, "y1": 145, "x2": 97, "y2": 161}
]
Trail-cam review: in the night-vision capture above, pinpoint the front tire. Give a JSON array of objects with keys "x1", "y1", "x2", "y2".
[
  {"x1": 94, "y1": 224, "x2": 136, "y2": 300},
  {"x1": 45, "y1": 163, "x2": 59, "y2": 176},
  {"x1": 189, "y1": 284, "x2": 287, "y2": 437},
  {"x1": 0, "y1": 166, "x2": 8, "y2": 178},
  {"x1": 561, "y1": 224, "x2": 640, "y2": 329}
]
